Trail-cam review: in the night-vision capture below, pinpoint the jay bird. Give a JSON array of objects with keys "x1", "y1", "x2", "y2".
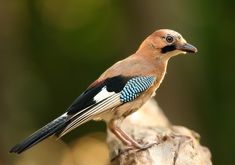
[{"x1": 10, "y1": 29, "x2": 197, "y2": 154}]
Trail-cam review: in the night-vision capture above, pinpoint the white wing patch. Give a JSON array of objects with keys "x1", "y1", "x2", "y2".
[{"x1": 93, "y1": 86, "x2": 115, "y2": 102}]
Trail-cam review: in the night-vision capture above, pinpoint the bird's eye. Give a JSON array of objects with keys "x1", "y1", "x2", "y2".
[{"x1": 166, "y1": 35, "x2": 174, "y2": 43}]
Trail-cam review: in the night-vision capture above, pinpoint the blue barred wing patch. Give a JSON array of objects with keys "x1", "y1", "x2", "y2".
[{"x1": 120, "y1": 76, "x2": 156, "y2": 103}]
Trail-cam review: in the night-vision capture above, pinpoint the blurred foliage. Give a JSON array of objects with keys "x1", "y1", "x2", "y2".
[
  {"x1": 0, "y1": 0, "x2": 234, "y2": 164},
  {"x1": 14, "y1": 133, "x2": 108, "y2": 165}
]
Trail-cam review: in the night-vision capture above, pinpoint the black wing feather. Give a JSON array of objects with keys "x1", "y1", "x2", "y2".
[{"x1": 67, "y1": 75, "x2": 130, "y2": 115}]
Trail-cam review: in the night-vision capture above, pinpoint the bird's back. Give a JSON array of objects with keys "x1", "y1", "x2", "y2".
[{"x1": 97, "y1": 54, "x2": 165, "y2": 82}]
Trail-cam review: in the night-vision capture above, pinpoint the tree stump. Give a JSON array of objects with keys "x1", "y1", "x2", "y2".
[{"x1": 107, "y1": 99, "x2": 212, "y2": 165}]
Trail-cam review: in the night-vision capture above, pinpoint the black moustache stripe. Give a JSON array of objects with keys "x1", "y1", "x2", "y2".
[{"x1": 161, "y1": 45, "x2": 176, "y2": 53}]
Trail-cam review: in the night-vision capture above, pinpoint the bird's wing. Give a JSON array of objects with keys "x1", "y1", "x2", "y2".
[{"x1": 59, "y1": 75, "x2": 156, "y2": 137}]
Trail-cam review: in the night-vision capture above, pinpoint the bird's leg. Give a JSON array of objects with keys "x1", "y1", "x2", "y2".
[{"x1": 108, "y1": 119, "x2": 147, "y2": 149}]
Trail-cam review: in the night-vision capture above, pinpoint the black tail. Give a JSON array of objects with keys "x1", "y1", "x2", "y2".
[{"x1": 10, "y1": 114, "x2": 69, "y2": 154}]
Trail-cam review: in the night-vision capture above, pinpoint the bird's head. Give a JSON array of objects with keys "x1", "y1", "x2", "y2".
[{"x1": 137, "y1": 29, "x2": 197, "y2": 60}]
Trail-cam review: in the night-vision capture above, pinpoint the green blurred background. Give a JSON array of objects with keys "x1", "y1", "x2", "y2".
[{"x1": 1, "y1": 0, "x2": 234, "y2": 164}]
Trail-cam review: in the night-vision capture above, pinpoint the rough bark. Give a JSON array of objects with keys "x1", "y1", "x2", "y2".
[{"x1": 107, "y1": 99, "x2": 212, "y2": 165}]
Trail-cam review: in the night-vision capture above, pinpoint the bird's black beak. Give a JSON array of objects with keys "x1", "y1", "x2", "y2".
[{"x1": 176, "y1": 43, "x2": 197, "y2": 53}]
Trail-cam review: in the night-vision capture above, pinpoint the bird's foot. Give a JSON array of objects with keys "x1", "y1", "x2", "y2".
[{"x1": 124, "y1": 141, "x2": 156, "y2": 151}]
